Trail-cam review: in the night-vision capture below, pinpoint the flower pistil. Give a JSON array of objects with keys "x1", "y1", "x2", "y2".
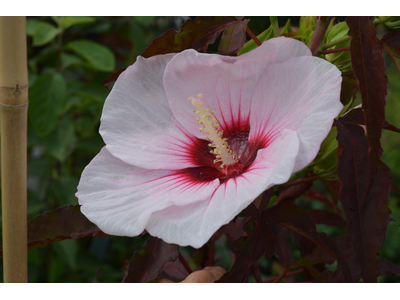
[{"x1": 189, "y1": 94, "x2": 238, "y2": 168}]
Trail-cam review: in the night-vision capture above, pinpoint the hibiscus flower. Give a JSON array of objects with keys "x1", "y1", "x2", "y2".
[{"x1": 76, "y1": 37, "x2": 342, "y2": 248}]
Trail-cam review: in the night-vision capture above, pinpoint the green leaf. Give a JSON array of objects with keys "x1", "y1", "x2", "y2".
[
  {"x1": 67, "y1": 39, "x2": 115, "y2": 72},
  {"x1": 280, "y1": 19, "x2": 294, "y2": 35},
  {"x1": 60, "y1": 53, "x2": 83, "y2": 69},
  {"x1": 29, "y1": 72, "x2": 67, "y2": 136},
  {"x1": 238, "y1": 25, "x2": 274, "y2": 55},
  {"x1": 326, "y1": 22, "x2": 349, "y2": 43},
  {"x1": 133, "y1": 16, "x2": 156, "y2": 26},
  {"x1": 43, "y1": 115, "x2": 77, "y2": 162},
  {"x1": 26, "y1": 18, "x2": 41, "y2": 36},
  {"x1": 32, "y1": 22, "x2": 60, "y2": 46},
  {"x1": 59, "y1": 16, "x2": 96, "y2": 30},
  {"x1": 53, "y1": 239, "x2": 78, "y2": 271}
]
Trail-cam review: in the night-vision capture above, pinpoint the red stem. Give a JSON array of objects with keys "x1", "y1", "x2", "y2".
[
  {"x1": 263, "y1": 268, "x2": 304, "y2": 283},
  {"x1": 279, "y1": 175, "x2": 320, "y2": 191},
  {"x1": 321, "y1": 46, "x2": 350, "y2": 55},
  {"x1": 178, "y1": 252, "x2": 193, "y2": 274},
  {"x1": 308, "y1": 17, "x2": 333, "y2": 56},
  {"x1": 246, "y1": 26, "x2": 262, "y2": 46}
]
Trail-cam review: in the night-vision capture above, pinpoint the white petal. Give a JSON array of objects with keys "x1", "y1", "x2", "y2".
[
  {"x1": 163, "y1": 37, "x2": 312, "y2": 139},
  {"x1": 249, "y1": 55, "x2": 342, "y2": 172},
  {"x1": 146, "y1": 129, "x2": 299, "y2": 248},
  {"x1": 100, "y1": 54, "x2": 199, "y2": 170},
  {"x1": 76, "y1": 147, "x2": 219, "y2": 237}
]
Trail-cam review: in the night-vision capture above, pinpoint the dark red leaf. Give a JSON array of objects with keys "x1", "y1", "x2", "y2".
[
  {"x1": 263, "y1": 202, "x2": 352, "y2": 282},
  {"x1": 0, "y1": 205, "x2": 106, "y2": 258},
  {"x1": 314, "y1": 269, "x2": 335, "y2": 283},
  {"x1": 378, "y1": 257, "x2": 400, "y2": 277},
  {"x1": 220, "y1": 218, "x2": 247, "y2": 244},
  {"x1": 158, "y1": 259, "x2": 190, "y2": 282},
  {"x1": 277, "y1": 174, "x2": 314, "y2": 203},
  {"x1": 336, "y1": 114, "x2": 392, "y2": 282},
  {"x1": 302, "y1": 189, "x2": 341, "y2": 213},
  {"x1": 103, "y1": 67, "x2": 126, "y2": 90},
  {"x1": 322, "y1": 180, "x2": 340, "y2": 205},
  {"x1": 273, "y1": 224, "x2": 293, "y2": 268},
  {"x1": 381, "y1": 29, "x2": 400, "y2": 73},
  {"x1": 123, "y1": 237, "x2": 178, "y2": 283},
  {"x1": 343, "y1": 106, "x2": 400, "y2": 134},
  {"x1": 307, "y1": 210, "x2": 346, "y2": 227},
  {"x1": 218, "y1": 19, "x2": 249, "y2": 56},
  {"x1": 217, "y1": 220, "x2": 275, "y2": 283},
  {"x1": 340, "y1": 73, "x2": 359, "y2": 106},
  {"x1": 346, "y1": 16, "x2": 388, "y2": 186},
  {"x1": 141, "y1": 17, "x2": 243, "y2": 58}
]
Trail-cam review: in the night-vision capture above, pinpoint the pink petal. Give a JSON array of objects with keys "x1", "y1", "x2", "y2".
[
  {"x1": 146, "y1": 129, "x2": 299, "y2": 248},
  {"x1": 163, "y1": 37, "x2": 312, "y2": 139},
  {"x1": 76, "y1": 147, "x2": 219, "y2": 237},
  {"x1": 100, "y1": 54, "x2": 200, "y2": 170},
  {"x1": 249, "y1": 55, "x2": 342, "y2": 172}
]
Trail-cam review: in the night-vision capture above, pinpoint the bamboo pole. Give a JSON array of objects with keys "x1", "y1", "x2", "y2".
[{"x1": 0, "y1": 16, "x2": 28, "y2": 283}]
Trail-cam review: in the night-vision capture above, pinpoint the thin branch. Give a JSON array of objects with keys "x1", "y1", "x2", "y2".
[
  {"x1": 279, "y1": 175, "x2": 320, "y2": 191},
  {"x1": 263, "y1": 268, "x2": 304, "y2": 283},
  {"x1": 321, "y1": 46, "x2": 350, "y2": 55},
  {"x1": 178, "y1": 251, "x2": 193, "y2": 274},
  {"x1": 320, "y1": 35, "x2": 350, "y2": 51},
  {"x1": 308, "y1": 17, "x2": 333, "y2": 56},
  {"x1": 246, "y1": 26, "x2": 262, "y2": 46}
]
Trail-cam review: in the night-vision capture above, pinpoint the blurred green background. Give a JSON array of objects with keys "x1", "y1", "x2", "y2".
[{"x1": 0, "y1": 16, "x2": 399, "y2": 282}]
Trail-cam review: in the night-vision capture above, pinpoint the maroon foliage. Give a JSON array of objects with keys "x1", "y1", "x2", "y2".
[
  {"x1": 277, "y1": 174, "x2": 314, "y2": 203},
  {"x1": 378, "y1": 257, "x2": 400, "y2": 277},
  {"x1": 218, "y1": 19, "x2": 249, "y2": 56},
  {"x1": 123, "y1": 237, "x2": 178, "y2": 283},
  {"x1": 217, "y1": 219, "x2": 275, "y2": 283},
  {"x1": 220, "y1": 218, "x2": 247, "y2": 244},
  {"x1": 307, "y1": 210, "x2": 346, "y2": 227},
  {"x1": 336, "y1": 114, "x2": 392, "y2": 282},
  {"x1": 0, "y1": 205, "x2": 106, "y2": 258},
  {"x1": 263, "y1": 201, "x2": 352, "y2": 282},
  {"x1": 158, "y1": 259, "x2": 190, "y2": 282},
  {"x1": 273, "y1": 225, "x2": 293, "y2": 268},
  {"x1": 142, "y1": 17, "x2": 246, "y2": 58},
  {"x1": 346, "y1": 16, "x2": 388, "y2": 186},
  {"x1": 381, "y1": 29, "x2": 400, "y2": 73}
]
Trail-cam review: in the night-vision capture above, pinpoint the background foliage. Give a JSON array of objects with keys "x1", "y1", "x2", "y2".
[{"x1": 0, "y1": 16, "x2": 399, "y2": 283}]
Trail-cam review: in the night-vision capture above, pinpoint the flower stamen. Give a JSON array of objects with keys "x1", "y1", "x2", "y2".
[{"x1": 188, "y1": 94, "x2": 238, "y2": 168}]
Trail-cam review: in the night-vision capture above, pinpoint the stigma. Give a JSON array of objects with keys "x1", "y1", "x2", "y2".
[{"x1": 189, "y1": 94, "x2": 238, "y2": 168}]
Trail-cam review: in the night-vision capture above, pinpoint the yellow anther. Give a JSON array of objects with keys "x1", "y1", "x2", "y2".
[{"x1": 189, "y1": 93, "x2": 238, "y2": 167}]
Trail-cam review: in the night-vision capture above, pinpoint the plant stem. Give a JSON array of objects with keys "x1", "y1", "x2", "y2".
[
  {"x1": 270, "y1": 16, "x2": 280, "y2": 37},
  {"x1": 308, "y1": 17, "x2": 333, "y2": 56},
  {"x1": 321, "y1": 46, "x2": 350, "y2": 55},
  {"x1": 178, "y1": 251, "x2": 193, "y2": 274},
  {"x1": 279, "y1": 175, "x2": 320, "y2": 191},
  {"x1": 246, "y1": 26, "x2": 262, "y2": 46},
  {"x1": 263, "y1": 268, "x2": 304, "y2": 283},
  {"x1": 0, "y1": 16, "x2": 28, "y2": 283},
  {"x1": 319, "y1": 35, "x2": 350, "y2": 51}
]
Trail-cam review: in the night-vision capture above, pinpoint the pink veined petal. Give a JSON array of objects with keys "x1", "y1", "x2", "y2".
[
  {"x1": 76, "y1": 147, "x2": 219, "y2": 237},
  {"x1": 249, "y1": 55, "x2": 342, "y2": 173},
  {"x1": 146, "y1": 129, "x2": 300, "y2": 248},
  {"x1": 100, "y1": 53, "x2": 200, "y2": 170},
  {"x1": 163, "y1": 37, "x2": 312, "y2": 139}
]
